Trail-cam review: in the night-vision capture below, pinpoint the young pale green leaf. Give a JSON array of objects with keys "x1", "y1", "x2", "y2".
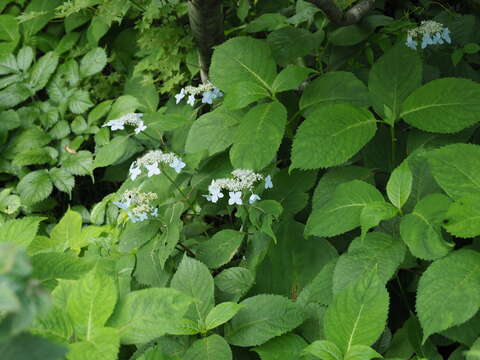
[
  {"x1": 359, "y1": 201, "x2": 398, "y2": 239},
  {"x1": 333, "y1": 232, "x2": 406, "y2": 294},
  {"x1": 108, "y1": 288, "x2": 193, "y2": 344},
  {"x1": 79, "y1": 47, "x2": 107, "y2": 78},
  {"x1": 272, "y1": 65, "x2": 314, "y2": 93},
  {"x1": 170, "y1": 255, "x2": 215, "y2": 322},
  {"x1": 31, "y1": 306, "x2": 74, "y2": 344},
  {"x1": 305, "y1": 180, "x2": 384, "y2": 238},
  {"x1": 183, "y1": 335, "x2": 232, "y2": 360},
  {"x1": 230, "y1": 101, "x2": 287, "y2": 170},
  {"x1": 106, "y1": 95, "x2": 139, "y2": 121},
  {"x1": 215, "y1": 267, "x2": 255, "y2": 303},
  {"x1": 253, "y1": 333, "x2": 309, "y2": 360},
  {"x1": 303, "y1": 340, "x2": 342, "y2": 360},
  {"x1": 368, "y1": 44, "x2": 422, "y2": 118},
  {"x1": 93, "y1": 136, "x2": 130, "y2": 169},
  {"x1": 28, "y1": 52, "x2": 59, "y2": 91},
  {"x1": 17, "y1": 169, "x2": 53, "y2": 206},
  {"x1": 387, "y1": 161, "x2": 413, "y2": 210},
  {"x1": 50, "y1": 209, "x2": 83, "y2": 250},
  {"x1": 224, "y1": 294, "x2": 304, "y2": 347},
  {"x1": 118, "y1": 219, "x2": 162, "y2": 252},
  {"x1": 324, "y1": 270, "x2": 389, "y2": 353},
  {"x1": 0, "y1": 216, "x2": 45, "y2": 247},
  {"x1": 196, "y1": 230, "x2": 244, "y2": 269},
  {"x1": 291, "y1": 104, "x2": 376, "y2": 170},
  {"x1": 210, "y1": 36, "x2": 276, "y2": 94},
  {"x1": 223, "y1": 81, "x2": 270, "y2": 110},
  {"x1": 344, "y1": 345, "x2": 382, "y2": 360},
  {"x1": 67, "y1": 269, "x2": 117, "y2": 338},
  {"x1": 67, "y1": 327, "x2": 119, "y2": 360},
  {"x1": 444, "y1": 195, "x2": 480, "y2": 238},
  {"x1": 61, "y1": 151, "x2": 93, "y2": 176},
  {"x1": 401, "y1": 78, "x2": 480, "y2": 133},
  {"x1": 14, "y1": 148, "x2": 55, "y2": 166},
  {"x1": 427, "y1": 144, "x2": 480, "y2": 199},
  {"x1": 205, "y1": 302, "x2": 243, "y2": 331},
  {"x1": 299, "y1": 71, "x2": 370, "y2": 113},
  {"x1": 400, "y1": 194, "x2": 453, "y2": 261},
  {"x1": 124, "y1": 75, "x2": 159, "y2": 113},
  {"x1": 417, "y1": 250, "x2": 480, "y2": 341},
  {"x1": 31, "y1": 252, "x2": 93, "y2": 281}
]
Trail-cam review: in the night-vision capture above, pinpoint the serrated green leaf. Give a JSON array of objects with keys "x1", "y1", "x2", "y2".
[
  {"x1": 31, "y1": 252, "x2": 93, "y2": 281},
  {"x1": 16, "y1": 47, "x2": 34, "y2": 71},
  {"x1": 304, "y1": 340, "x2": 342, "y2": 360},
  {"x1": 401, "y1": 78, "x2": 480, "y2": 133},
  {"x1": 0, "y1": 216, "x2": 45, "y2": 247},
  {"x1": 0, "y1": 82, "x2": 31, "y2": 109},
  {"x1": 67, "y1": 327, "x2": 119, "y2": 360},
  {"x1": 205, "y1": 302, "x2": 243, "y2": 331},
  {"x1": 13, "y1": 148, "x2": 55, "y2": 166},
  {"x1": 253, "y1": 333, "x2": 309, "y2": 360},
  {"x1": 184, "y1": 335, "x2": 232, "y2": 360},
  {"x1": 324, "y1": 271, "x2": 389, "y2": 353},
  {"x1": 0, "y1": 15, "x2": 20, "y2": 56},
  {"x1": 230, "y1": 101, "x2": 287, "y2": 170},
  {"x1": 223, "y1": 81, "x2": 270, "y2": 110},
  {"x1": 416, "y1": 249, "x2": 480, "y2": 341},
  {"x1": 297, "y1": 260, "x2": 337, "y2": 307},
  {"x1": 28, "y1": 52, "x2": 59, "y2": 91},
  {"x1": 68, "y1": 90, "x2": 93, "y2": 114},
  {"x1": 215, "y1": 267, "x2": 254, "y2": 303},
  {"x1": 387, "y1": 161, "x2": 413, "y2": 210},
  {"x1": 61, "y1": 150, "x2": 93, "y2": 176},
  {"x1": 79, "y1": 47, "x2": 107, "y2": 78},
  {"x1": 267, "y1": 27, "x2": 319, "y2": 65},
  {"x1": 118, "y1": 219, "x2": 161, "y2": 252},
  {"x1": 93, "y1": 136, "x2": 129, "y2": 169},
  {"x1": 344, "y1": 345, "x2": 382, "y2": 360},
  {"x1": 196, "y1": 230, "x2": 244, "y2": 269},
  {"x1": 359, "y1": 202, "x2": 398, "y2": 239},
  {"x1": 224, "y1": 294, "x2": 304, "y2": 347},
  {"x1": 106, "y1": 95, "x2": 139, "y2": 121},
  {"x1": 21, "y1": 0, "x2": 62, "y2": 37},
  {"x1": 444, "y1": 195, "x2": 480, "y2": 238},
  {"x1": 272, "y1": 65, "x2": 314, "y2": 93},
  {"x1": 31, "y1": 306, "x2": 74, "y2": 344},
  {"x1": 17, "y1": 169, "x2": 53, "y2": 205},
  {"x1": 51, "y1": 209, "x2": 83, "y2": 250},
  {"x1": 291, "y1": 104, "x2": 376, "y2": 170},
  {"x1": 1, "y1": 333, "x2": 67, "y2": 360}
]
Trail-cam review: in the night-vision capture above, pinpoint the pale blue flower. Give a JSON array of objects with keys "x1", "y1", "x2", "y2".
[
  {"x1": 212, "y1": 88, "x2": 223, "y2": 98},
  {"x1": 265, "y1": 175, "x2": 273, "y2": 189},
  {"x1": 134, "y1": 120, "x2": 147, "y2": 134},
  {"x1": 442, "y1": 28, "x2": 451, "y2": 44},
  {"x1": 187, "y1": 94, "x2": 195, "y2": 107},
  {"x1": 128, "y1": 211, "x2": 139, "y2": 223},
  {"x1": 170, "y1": 158, "x2": 186, "y2": 173},
  {"x1": 137, "y1": 212, "x2": 148, "y2": 222},
  {"x1": 175, "y1": 88, "x2": 186, "y2": 104},
  {"x1": 151, "y1": 208, "x2": 158, "y2": 217},
  {"x1": 249, "y1": 194, "x2": 260, "y2": 204},
  {"x1": 113, "y1": 201, "x2": 128, "y2": 210},
  {"x1": 406, "y1": 35, "x2": 417, "y2": 50},
  {"x1": 202, "y1": 91, "x2": 215, "y2": 104},
  {"x1": 207, "y1": 181, "x2": 224, "y2": 203},
  {"x1": 228, "y1": 191, "x2": 243, "y2": 205}
]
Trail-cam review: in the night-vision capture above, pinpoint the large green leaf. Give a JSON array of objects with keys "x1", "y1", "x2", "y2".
[
  {"x1": 304, "y1": 340, "x2": 342, "y2": 360},
  {"x1": 272, "y1": 65, "x2": 314, "y2": 94},
  {"x1": 31, "y1": 252, "x2": 93, "y2": 281},
  {"x1": 400, "y1": 194, "x2": 453, "y2": 260},
  {"x1": 324, "y1": 271, "x2": 389, "y2": 353},
  {"x1": 386, "y1": 161, "x2": 413, "y2": 210},
  {"x1": 184, "y1": 335, "x2": 232, "y2": 360},
  {"x1": 0, "y1": 82, "x2": 31, "y2": 109},
  {"x1": 368, "y1": 44, "x2": 422, "y2": 118},
  {"x1": 230, "y1": 101, "x2": 287, "y2": 170},
  {"x1": 196, "y1": 230, "x2": 244, "y2": 269},
  {"x1": 416, "y1": 250, "x2": 480, "y2": 341},
  {"x1": 17, "y1": 169, "x2": 53, "y2": 205},
  {"x1": 108, "y1": 288, "x2": 193, "y2": 344},
  {"x1": 401, "y1": 78, "x2": 480, "y2": 133},
  {"x1": 61, "y1": 151, "x2": 93, "y2": 176},
  {"x1": 210, "y1": 37, "x2": 276, "y2": 94},
  {"x1": 205, "y1": 302, "x2": 243, "y2": 331},
  {"x1": 28, "y1": 52, "x2": 59, "y2": 92},
  {"x1": 427, "y1": 144, "x2": 480, "y2": 199},
  {"x1": 21, "y1": 0, "x2": 62, "y2": 37},
  {"x1": 67, "y1": 327, "x2": 119, "y2": 360},
  {"x1": 93, "y1": 136, "x2": 130, "y2": 169},
  {"x1": 224, "y1": 294, "x2": 304, "y2": 347},
  {"x1": 79, "y1": 47, "x2": 107, "y2": 78},
  {"x1": 49, "y1": 168, "x2": 75, "y2": 196},
  {"x1": 0, "y1": 216, "x2": 45, "y2": 247},
  {"x1": 214, "y1": 267, "x2": 255, "y2": 303},
  {"x1": 0, "y1": 15, "x2": 20, "y2": 55},
  {"x1": 50, "y1": 209, "x2": 83, "y2": 250},
  {"x1": 444, "y1": 195, "x2": 480, "y2": 238},
  {"x1": 253, "y1": 333, "x2": 310, "y2": 360},
  {"x1": 291, "y1": 104, "x2": 376, "y2": 170},
  {"x1": 124, "y1": 75, "x2": 159, "y2": 113},
  {"x1": 305, "y1": 180, "x2": 384, "y2": 237}
]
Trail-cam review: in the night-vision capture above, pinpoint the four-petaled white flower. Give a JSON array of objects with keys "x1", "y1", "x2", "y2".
[
  {"x1": 249, "y1": 194, "x2": 261, "y2": 204},
  {"x1": 229, "y1": 191, "x2": 243, "y2": 205},
  {"x1": 265, "y1": 175, "x2": 273, "y2": 189},
  {"x1": 135, "y1": 121, "x2": 147, "y2": 134},
  {"x1": 208, "y1": 181, "x2": 224, "y2": 203},
  {"x1": 145, "y1": 163, "x2": 161, "y2": 177},
  {"x1": 175, "y1": 88, "x2": 186, "y2": 104},
  {"x1": 130, "y1": 166, "x2": 141, "y2": 181},
  {"x1": 187, "y1": 94, "x2": 196, "y2": 106},
  {"x1": 170, "y1": 158, "x2": 186, "y2": 173}
]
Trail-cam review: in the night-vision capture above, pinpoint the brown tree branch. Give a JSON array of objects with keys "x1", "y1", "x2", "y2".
[{"x1": 304, "y1": 0, "x2": 376, "y2": 26}]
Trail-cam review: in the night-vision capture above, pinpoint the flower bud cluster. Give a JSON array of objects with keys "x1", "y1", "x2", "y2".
[
  {"x1": 204, "y1": 169, "x2": 273, "y2": 205},
  {"x1": 406, "y1": 20, "x2": 451, "y2": 50},
  {"x1": 129, "y1": 150, "x2": 186, "y2": 181},
  {"x1": 113, "y1": 188, "x2": 158, "y2": 223},
  {"x1": 102, "y1": 113, "x2": 147, "y2": 134},
  {"x1": 175, "y1": 82, "x2": 223, "y2": 106}
]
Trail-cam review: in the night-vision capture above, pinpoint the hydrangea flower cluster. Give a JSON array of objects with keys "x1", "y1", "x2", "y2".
[
  {"x1": 113, "y1": 189, "x2": 158, "y2": 223},
  {"x1": 129, "y1": 150, "x2": 186, "y2": 181},
  {"x1": 406, "y1": 20, "x2": 451, "y2": 50},
  {"x1": 102, "y1": 113, "x2": 146, "y2": 134},
  {"x1": 175, "y1": 82, "x2": 223, "y2": 106},
  {"x1": 204, "y1": 169, "x2": 273, "y2": 205}
]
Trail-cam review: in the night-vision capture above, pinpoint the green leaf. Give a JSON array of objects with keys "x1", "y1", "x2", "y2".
[
  {"x1": 51, "y1": 209, "x2": 83, "y2": 250},
  {"x1": 224, "y1": 294, "x2": 304, "y2": 347},
  {"x1": 329, "y1": 24, "x2": 373, "y2": 46},
  {"x1": 304, "y1": 340, "x2": 342, "y2": 360},
  {"x1": 368, "y1": 44, "x2": 422, "y2": 118},
  {"x1": 464, "y1": 43, "x2": 480, "y2": 54},
  {"x1": 359, "y1": 202, "x2": 397, "y2": 238},
  {"x1": 31, "y1": 252, "x2": 93, "y2": 281},
  {"x1": 68, "y1": 90, "x2": 93, "y2": 114},
  {"x1": 387, "y1": 161, "x2": 413, "y2": 210},
  {"x1": 324, "y1": 271, "x2": 389, "y2": 353},
  {"x1": 299, "y1": 72, "x2": 370, "y2": 113},
  {"x1": 400, "y1": 194, "x2": 453, "y2": 260},
  {"x1": 79, "y1": 47, "x2": 107, "y2": 78},
  {"x1": 93, "y1": 136, "x2": 130, "y2": 169},
  {"x1": 109, "y1": 288, "x2": 193, "y2": 344},
  {"x1": 106, "y1": 95, "x2": 139, "y2": 121},
  {"x1": 0, "y1": 82, "x2": 31, "y2": 109},
  {"x1": 291, "y1": 104, "x2": 376, "y2": 170},
  {"x1": 223, "y1": 81, "x2": 270, "y2": 110},
  {"x1": 254, "y1": 333, "x2": 310, "y2": 360},
  {"x1": 214, "y1": 267, "x2": 254, "y2": 303},
  {"x1": 246, "y1": 13, "x2": 287, "y2": 33},
  {"x1": 230, "y1": 101, "x2": 287, "y2": 170},
  {"x1": 0, "y1": 216, "x2": 45, "y2": 247},
  {"x1": 28, "y1": 52, "x2": 59, "y2": 91},
  {"x1": 444, "y1": 195, "x2": 480, "y2": 238},
  {"x1": 333, "y1": 232, "x2": 405, "y2": 294},
  {"x1": 170, "y1": 255, "x2": 215, "y2": 322},
  {"x1": 205, "y1": 302, "x2": 243, "y2": 331},
  {"x1": 16, "y1": 47, "x2": 34, "y2": 71},
  {"x1": 272, "y1": 65, "x2": 314, "y2": 93},
  {"x1": 185, "y1": 107, "x2": 241, "y2": 156},
  {"x1": 61, "y1": 151, "x2": 93, "y2": 176},
  {"x1": 297, "y1": 260, "x2": 336, "y2": 307},
  {"x1": 344, "y1": 345, "x2": 382, "y2": 360},
  {"x1": 305, "y1": 180, "x2": 384, "y2": 237},
  {"x1": 427, "y1": 144, "x2": 480, "y2": 199},
  {"x1": 31, "y1": 306, "x2": 74, "y2": 344},
  {"x1": 0, "y1": 15, "x2": 20, "y2": 55},
  {"x1": 67, "y1": 327, "x2": 119, "y2": 360},
  {"x1": 118, "y1": 219, "x2": 161, "y2": 252},
  {"x1": 20, "y1": 0, "x2": 62, "y2": 37},
  {"x1": 17, "y1": 169, "x2": 53, "y2": 206},
  {"x1": 267, "y1": 27, "x2": 319, "y2": 65},
  {"x1": 67, "y1": 269, "x2": 117, "y2": 338},
  {"x1": 401, "y1": 78, "x2": 480, "y2": 133},
  {"x1": 210, "y1": 37, "x2": 276, "y2": 94},
  {"x1": 1, "y1": 334, "x2": 67, "y2": 360},
  {"x1": 196, "y1": 230, "x2": 244, "y2": 269},
  {"x1": 124, "y1": 75, "x2": 159, "y2": 113},
  {"x1": 14, "y1": 148, "x2": 55, "y2": 166},
  {"x1": 184, "y1": 335, "x2": 232, "y2": 360},
  {"x1": 416, "y1": 249, "x2": 480, "y2": 341}
]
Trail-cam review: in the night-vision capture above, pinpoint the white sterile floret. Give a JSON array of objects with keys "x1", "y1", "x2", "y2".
[
  {"x1": 174, "y1": 81, "x2": 223, "y2": 107},
  {"x1": 103, "y1": 113, "x2": 146, "y2": 134},
  {"x1": 265, "y1": 175, "x2": 273, "y2": 189},
  {"x1": 229, "y1": 191, "x2": 243, "y2": 205},
  {"x1": 129, "y1": 150, "x2": 186, "y2": 181},
  {"x1": 406, "y1": 20, "x2": 451, "y2": 50},
  {"x1": 249, "y1": 194, "x2": 261, "y2": 204},
  {"x1": 112, "y1": 189, "x2": 158, "y2": 223}
]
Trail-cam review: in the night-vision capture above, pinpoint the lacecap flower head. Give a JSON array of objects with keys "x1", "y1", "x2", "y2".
[
  {"x1": 406, "y1": 20, "x2": 451, "y2": 50},
  {"x1": 203, "y1": 169, "x2": 273, "y2": 205},
  {"x1": 103, "y1": 113, "x2": 146, "y2": 134},
  {"x1": 112, "y1": 188, "x2": 158, "y2": 223},
  {"x1": 129, "y1": 150, "x2": 185, "y2": 181},
  {"x1": 175, "y1": 81, "x2": 223, "y2": 107}
]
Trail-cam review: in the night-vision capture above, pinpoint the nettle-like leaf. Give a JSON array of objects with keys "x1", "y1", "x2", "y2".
[
  {"x1": 79, "y1": 47, "x2": 107, "y2": 78},
  {"x1": 49, "y1": 168, "x2": 75, "y2": 196},
  {"x1": 0, "y1": 216, "x2": 45, "y2": 247},
  {"x1": 61, "y1": 150, "x2": 93, "y2": 176},
  {"x1": 272, "y1": 65, "x2": 314, "y2": 93},
  {"x1": 304, "y1": 340, "x2": 342, "y2": 360},
  {"x1": 204, "y1": 302, "x2": 243, "y2": 331},
  {"x1": 291, "y1": 104, "x2": 376, "y2": 170},
  {"x1": 17, "y1": 169, "x2": 53, "y2": 205},
  {"x1": 400, "y1": 193, "x2": 454, "y2": 261},
  {"x1": 196, "y1": 229, "x2": 244, "y2": 269},
  {"x1": 305, "y1": 180, "x2": 384, "y2": 237},
  {"x1": 253, "y1": 333, "x2": 309, "y2": 360},
  {"x1": 416, "y1": 249, "x2": 480, "y2": 341},
  {"x1": 67, "y1": 327, "x2": 119, "y2": 360},
  {"x1": 224, "y1": 294, "x2": 304, "y2": 347},
  {"x1": 28, "y1": 51, "x2": 59, "y2": 92},
  {"x1": 324, "y1": 270, "x2": 389, "y2": 354},
  {"x1": 386, "y1": 161, "x2": 413, "y2": 210},
  {"x1": 214, "y1": 267, "x2": 255, "y2": 303},
  {"x1": 444, "y1": 195, "x2": 480, "y2": 238},
  {"x1": 184, "y1": 335, "x2": 232, "y2": 360},
  {"x1": 31, "y1": 252, "x2": 93, "y2": 281},
  {"x1": 401, "y1": 78, "x2": 480, "y2": 133},
  {"x1": 230, "y1": 101, "x2": 287, "y2": 170}
]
